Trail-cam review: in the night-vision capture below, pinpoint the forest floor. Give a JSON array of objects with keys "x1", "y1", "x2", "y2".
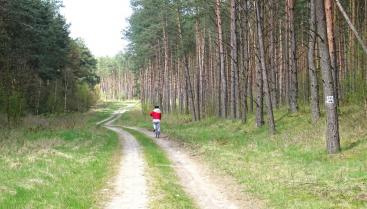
[
  {"x1": 118, "y1": 103, "x2": 367, "y2": 209},
  {"x1": 101, "y1": 104, "x2": 261, "y2": 209}
]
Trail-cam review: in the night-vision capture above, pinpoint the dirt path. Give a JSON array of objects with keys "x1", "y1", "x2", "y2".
[
  {"x1": 132, "y1": 128, "x2": 262, "y2": 209},
  {"x1": 99, "y1": 104, "x2": 261, "y2": 209},
  {"x1": 100, "y1": 106, "x2": 148, "y2": 209}
]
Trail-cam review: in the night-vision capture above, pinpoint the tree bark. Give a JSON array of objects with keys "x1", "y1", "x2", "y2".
[
  {"x1": 286, "y1": 0, "x2": 298, "y2": 112},
  {"x1": 230, "y1": 0, "x2": 239, "y2": 119},
  {"x1": 64, "y1": 70, "x2": 68, "y2": 113},
  {"x1": 256, "y1": 1, "x2": 275, "y2": 134},
  {"x1": 325, "y1": 0, "x2": 339, "y2": 105},
  {"x1": 315, "y1": 0, "x2": 341, "y2": 154},
  {"x1": 195, "y1": 18, "x2": 203, "y2": 120},
  {"x1": 163, "y1": 18, "x2": 170, "y2": 112},
  {"x1": 255, "y1": 34, "x2": 264, "y2": 127},
  {"x1": 215, "y1": 0, "x2": 227, "y2": 118},
  {"x1": 308, "y1": 0, "x2": 321, "y2": 123},
  {"x1": 269, "y1": 3, "x2": 278, "y2": 109},
  {"x1": 240, "y1": 0, "x2": 249, "y2": 122}
]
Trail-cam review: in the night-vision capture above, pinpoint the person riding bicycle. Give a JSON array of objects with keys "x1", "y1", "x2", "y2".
[{"x1": 149, "y1": 105, "x2": 162, "y2": 133}]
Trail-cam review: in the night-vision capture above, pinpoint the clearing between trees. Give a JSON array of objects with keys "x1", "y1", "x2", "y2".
[{"x1": 101, "y1": 105, "x2": 262, "y2": 209}]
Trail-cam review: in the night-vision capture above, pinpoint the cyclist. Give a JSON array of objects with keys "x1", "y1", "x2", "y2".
[{"x1": 149, "y1": 105, "x2": 162, "y2": 135}]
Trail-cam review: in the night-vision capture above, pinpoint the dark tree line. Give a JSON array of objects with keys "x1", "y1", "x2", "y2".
[
  {"x1": 124, "y1": 0, "x2": 367, "y2": 153},
  {"x1": 0, "y1": 0, "x2": 99, "y2": 125}
]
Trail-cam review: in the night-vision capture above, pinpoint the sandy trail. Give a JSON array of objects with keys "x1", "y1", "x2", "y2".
[
  {"x1": 100, "y1": 106, "x2": 148, "y2": 209},
  {"x1": 132, "y1": 128, "x2": 262, "y2": 209}
]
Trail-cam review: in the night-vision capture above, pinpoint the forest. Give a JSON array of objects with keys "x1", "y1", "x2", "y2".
[
  {"x1": 123, "y1": 0, "x2": 367, "y2": 154},
  {"x1": 0, "y1": 0, "x2": 99, "y2": 125},
  {"x1": 0, "y1": 0, "x2": 366, "y2": 208},
  {"x1": 97, "y1": 53, "x2": 137, "y2": 101}
]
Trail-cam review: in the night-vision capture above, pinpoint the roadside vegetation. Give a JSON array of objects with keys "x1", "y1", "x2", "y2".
[
  {"x1": 0, "y1": 102, "x2": 123, "y2": 208},
  {"x1": 119, "y1": 104, "x2": 367, "y2": 209},
  {"x1": 124, "y1": 128, "x2": 197, "y2": 209}
]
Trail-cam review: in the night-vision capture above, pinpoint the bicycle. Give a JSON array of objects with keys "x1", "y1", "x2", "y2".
[{"x1": 153, "y1": 121, "x2": 160, "y2": 138}]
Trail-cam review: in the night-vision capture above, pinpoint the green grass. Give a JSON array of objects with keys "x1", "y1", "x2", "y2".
[
  {"x1": 123, "y1": 128, "x2": 197, "y2": 209},
  {"x1": 0, "y1": 102, "x2": 126, "y2": 208},
  {"x1": 119, "y1": 104, "x2": 367, "y2": 209}
]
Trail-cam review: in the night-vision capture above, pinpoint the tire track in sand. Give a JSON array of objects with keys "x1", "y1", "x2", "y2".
[
  {"x1": 130, "y1": 128, "x2": 262, "y2": 209},
  {"x1": 100, "y1": 106, "x2": 148, "y2": 209}
]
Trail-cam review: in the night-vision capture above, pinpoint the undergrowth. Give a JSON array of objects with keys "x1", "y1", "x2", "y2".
[{"x1": 0, "y1": 102, "x2": 124, "y2": 208}]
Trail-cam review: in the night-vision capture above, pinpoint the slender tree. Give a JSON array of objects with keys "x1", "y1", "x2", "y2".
[
  {"x1": 308, "y1": 0, "x2": 320, "y2": 123},
  {"x1": 230, "y1": 0, "x2": 239, "y2": 119},
  {"x1": 256, "y1": 0, "x2": 275, "y2": 134},
  {"x1": 315, "y1": 0, "x2": 341, "y2": 154},
  {"x1": 215, "y1": 0, "x2": 227, "y2": 118},
  {"x1": 286, "y1": 0, "x2": 298, "y2": 113},
  {"x1": 325, "y1": 0, "x2": 339, "y2": 105}
]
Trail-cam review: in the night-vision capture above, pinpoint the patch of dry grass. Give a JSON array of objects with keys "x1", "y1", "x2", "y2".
[{"x1": 0, "y1": 103, "x2": 121, "y2": 208}]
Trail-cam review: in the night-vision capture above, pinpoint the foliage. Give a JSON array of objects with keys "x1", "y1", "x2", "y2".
[
  {"x1": 125, "y1": 0, "x2": 196, "y2": 70},
  {"x1": 0, "y1": 0, "x2": 100, "y2": 124}
]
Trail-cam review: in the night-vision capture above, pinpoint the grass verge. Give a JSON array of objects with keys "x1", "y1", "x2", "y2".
[
  {"x1": 123, "y1": 128, "x2": 197, "y2": 209},
  {"x1": 118, "y1": 104, "x2": 367, "y2": 209},
  {"x1": 0, "y1": 102, "x2": 125, "y2": 208}
]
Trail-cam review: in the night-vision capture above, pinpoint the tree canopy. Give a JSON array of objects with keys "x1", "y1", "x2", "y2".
[{"x1": 0, "y1": 0, "x2": 99, "y2": 124}]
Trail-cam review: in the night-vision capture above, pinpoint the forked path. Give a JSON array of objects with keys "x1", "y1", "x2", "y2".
[
  {"x1": 132, "y1": 128, "x2": 262, "y2": 209},
  {"x1": 100, "y1": 106, "x2": 148, "y2": 209}
]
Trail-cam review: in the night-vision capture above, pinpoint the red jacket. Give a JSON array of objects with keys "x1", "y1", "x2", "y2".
[{"x1": 150, "y1": 108, "x2": 162, "y2": 121}]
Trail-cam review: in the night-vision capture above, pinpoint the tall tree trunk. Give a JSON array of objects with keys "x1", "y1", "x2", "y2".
[
  {"x1": 286, "y1": 0, "x2": 298, "y2": 112},
  {"x1": 176, "y1": 8, "x2": 197, "y2": 121},
  {"x1": 64, "y1": 70, "x2": 68, "y2": 113},
  {"x1": 256, "y1": 1, "x2": 275, "y2": 134},
  {"x1": 215, "y1": 0, "x2": 227, "y2": 118},
  {"x1": 230, "y1": 0, "x2": 239, "y2": 119},
  {"x1": 279, "y1": 18, "x2": 285, "y2": 105},
  {"x1": 163, "y1": 18, "x2": 170, "y2": 112},
  {"x1": 248, "y1": 61, "x2": 254, "y2": 113},
  {"x1": 269, "y1": 2, "x2": 278, "y2": 109},
  {"x1": 315, "y1": 0, "x2": 341, "y2": 154},
  {"x1": 308, "y1": 0, "x2": 321, "y2": 123},
  {"x1": 53, "y1": 80, "x2": 58, "y2": 113},
  {"x1": 240, "y1": 0, "x2": 249, "y2": 122},
  {"x1": 255, "y1": 38, "x2": 264, "y2": 127},
  {"x1": 36, "y1": 79, "x2": 42, "y2": 115},
  {"x1": 325, "y1": 0, "x2": 339, "y2": 105},
  {"x1": 195, "y1": 19, "x2": 202, "y2": 120}
]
